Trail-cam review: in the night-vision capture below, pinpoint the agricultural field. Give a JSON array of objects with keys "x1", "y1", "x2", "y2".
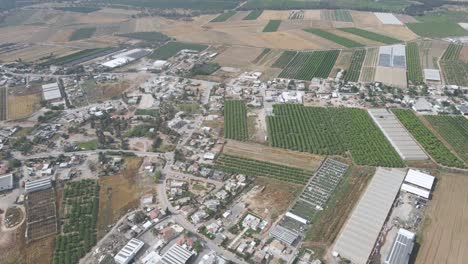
[
  {"x1": 214, "y1": 154, "x2": 314, "y2": 185},
  {"x1": 267, "y1": 105, "x2": 404, "y2": 167},
  {"x1": 103, "y1": 0, "x2": 239, "y2": 10},
  {"x1": 40, "y1": 48, "x2": 114, "y2": 67},
  {"x1": 252, "y1": 48, "x2": 271, "y2": 64},
  {"x1": 223, "y1": 100, "x2": 248, "y2": 141},
  {"x1": 7, "y1": 93, "x2": 41, "y2": 120},
  {"x1": 407, "y1": 13, "x2": 467, "y2": 38},
  {"x1": 69, "y1": 27, "x2": 97, "y2": 41},
  {"x1": 150, "y1": 41, "x2": 208, "y2": 60},
  {"x1": 425, "y1": 115, "x2": 468, "y2": 162},
  {"x1": 271, "y1": 51, "x2": 297, "y2": 68},
  {"x1": 440, "y1": 43, "x2": 468, "y2": 86},
  {"x1": 278, "y1": 50, "x2": 340, "y2": 80},
  {"x1": 392, "y1": 109, "x2": 465, "y2": 168},
  {"x1": 322, "y1": 10, "x2": 353, "y2": 22},
  {"x1": 54, "y1": 7, "x2": 101, "y2": 13},
  {"x1": 211, "y1": 11, "x2": 237, "y2": 22},
  {"x1": 359, "y1": 47, "x2": 378, "y2": 82},
  {"x1": 25, "y1": 189, "x2": 58, "y2": 242},
  {"x1": 117, "y1": 32, "x2": 170, "y2": 43},
  {"x1": 263, "y1": 20, "x2": 281, "y2": 32},
  {"x1": 406, "y1": 42, "x2": 424, "y2": 84},
  {"x1": 304, "y1": 29, "x2": 363, "y2": 48},
  {"x1": 344, "y1": 49, "x2": 366, "y2": 82},
  {"x1": 53, "y1": 180, "x2": 99, "y2": 264},
  {"x1": 338, "y1": 28, "x2": 401, "y2": 44},
  {"x1": 243, "y1": 10, "x2": 263, "y2": 20},
  {"x1": 0, "y1": 87, "x2": 6, "y2": 121}
]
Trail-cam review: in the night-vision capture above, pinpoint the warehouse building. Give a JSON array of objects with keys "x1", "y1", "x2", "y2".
[
  {"x1": 114, "y1": 238, "x2": 145, "y2": 264},
  {"x1": 0, "y1": 173, "x2": 13, "y2": 191},
  {"x1": 162, "y1": 244, "x2": 194, "y2": 264},
  {"x1": 384, "y1": 228, "x2": 415, "y2": 264},
  {"x1": 101, "y1": 49, "x2": 151, "y2": 69},
  {"x1": 42, "y1": 82, "x2": 62, "y2": 102},
  {"x1": 368, "y1": 109, "x2": 428, "y2": 160},
  {"x1": 400, "y1": 169, "x2": 435, "y2": 199},
  {"x1": 269, "y1": 225, "x2": 299, "y2": 246},
  {"x1": 333, "y1": 168, "x2": 406, "y2": 264},
  {"x1": 25, "y1": 178, "x2": 52, "y2": 194},
  {"x1": 423, "y1": 69, "x2": 441, "y2": 82}
]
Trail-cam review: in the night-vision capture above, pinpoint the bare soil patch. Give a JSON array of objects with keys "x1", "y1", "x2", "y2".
[
  {"x1": 7, "y1": 93, "x2": 41, "y2": 120},
  {"x1": 329, "y1": 50, "x2": 353, "y2": 78},
  {"x1": 351, "y1": 11, "x2": 382, "y2": 27},
  {"x1": 459, "y1": 45, "x2": 468, "y2": 62},
  {"x1": 214, "y1": 46, "x2": 263, "y2": 68},
  {"x1": 223, "y1": 140, "x2": 324, "y2": 171}
]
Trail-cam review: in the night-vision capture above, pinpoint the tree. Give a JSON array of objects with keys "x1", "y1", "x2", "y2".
[{"x1": 8, "y1": 159, "x2": 21, "y2": 168}]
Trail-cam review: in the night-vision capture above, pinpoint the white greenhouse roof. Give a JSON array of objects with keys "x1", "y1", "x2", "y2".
[
  {"x1": 374, "y1": 13, "x2": 403, "y2": 25},
  {"x1": 333, "y1": 168, "x2": 406, "y2": 264},
  {"x1": 101, "y1": 57, "x2": 132, "y2": 69},
  {"x1": 424, "y1": 69, "x2": 441, "y2": 81},
  {"x1": 401, "y1": 183, "x2": 430, "y2": 199},
  {"x1": 285, "y1": 212, "x2": 308, "y2": 225},
  {"x1": 405, "y1": 169, "x2": 435, "y2": 190}
]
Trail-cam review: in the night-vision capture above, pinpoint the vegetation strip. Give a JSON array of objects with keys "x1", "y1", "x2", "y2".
[
  {"x1": 69, "y1": 27, "x2": 96, "y2": 41},
  {"x1": 117, "y1": 32, "x2": 170, "y2": 42},
  {"x1": 211, "y1": 11, "x2": 237, "y2": 22},
  {"x1": 304, "y1": 28, "x2": 363, "y2": 48},
  {"x1": 439, "y1": 43, "x2": 468, "y2": 86},
  {"x1": 252, "y1": 48, "x2": 271, "y2": 64},
  {"x1": 272, "y1": 51, "x2": 297, "y2": 69},
  {"x1": 344, "y1": 49, "x2": 366, "y2": 82},
  {"x1": 223, "y1": 100, "x2": 248, "y2": 141},
  {"x1": 392, "y1": 109, "x2": 465, "y2": 168},
  {"x1": 406, "y1": 42, "x2": 424, "y2": 84},
  {"x1": 338, "y1": 28, "x2": 400, "y2": 44},
  {"x1": 243, "y1": 10, "x2": 263, "y2": 20},
  {"x1": 40, "y1": 48, "x2": 114, "y2": 67},
  {"x1": 150, "y1": 42, "x2": 208, "y2": 60},
  {"x1": 267, "y1": 105, "x2": 404, "y2": 167},
  {"x1": 278, "y1": 50, "x2": 340, "y2": 80},
  {"x1": 263, "y1": 20, "x2": 281, "y2": 32}
]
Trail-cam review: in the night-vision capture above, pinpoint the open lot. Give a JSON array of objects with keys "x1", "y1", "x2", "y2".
[
  {"x1": 7, "y1": 92, "x2": 42, "y2": 120},
  {"x1": 223, "y1": 140, "x2": 323, "y2": 171},
  {"x1": 416, "y1": 172, "x2": 468, "y2": 264}
]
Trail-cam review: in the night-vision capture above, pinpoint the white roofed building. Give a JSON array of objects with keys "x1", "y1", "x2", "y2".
[
  {"x1": 384, "y1": 228, "x2": 415, "y2": 264},
  {"x1": 114, "y1": 238, "x2": 145, "y2": 264},
  {"x1": 161, "y1": 244, "x2": 194, "y2": 264},
  {"x1": 400, "y1": 169, "x2": 435, "y2": 199},
  {"x1": 42, "y1": 82, "x2": 62, "y2": 101},
  {"x1": 25, "y1": 178, "x2": 52, "y2": 194},
  {"x1": 0, "y1": 173, "x2": 13, "y2": 191},
  {"x1": 424, "y1": 69, "x2": 441, "y2": 82}
]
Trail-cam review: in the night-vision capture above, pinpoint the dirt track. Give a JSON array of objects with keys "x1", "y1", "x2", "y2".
[{"x1": 416, "y1": 172, "x2": 468, "y2": 264}]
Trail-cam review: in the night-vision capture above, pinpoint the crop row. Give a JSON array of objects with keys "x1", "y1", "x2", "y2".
[
  {"x1": 344, "y1": 49, "x2": 366, "y2": 82},
  {"x1": 425, "y1": 115, "x2": 468, "y2": 162},
  {"x1": 278, "y1": 50, "x2": 339, "y2": 80},
  {"x1": 338, "y1": 28, "x2": 400, "y2": 44},
  {"x1": 224, "y1": 100, "x2": 248, "y2": 141},
  {"x1": 215, "y1": 154, "x2": 313, "y2": 185},
  {"x1": 252, "y1": 48, "x2": 271, "y2": 64},
  {"x1": 441, "y1": 43, "x2": 463, "y2": 61},
  {"x1": 267, "y1": 105, "x2": 404, "y2": 167},
  {"x1": 304, "y1": 28, "x2": 363, "y2": 48},
  {"x1": 440, "y1": 60, "x2": 468, "y2": 86},
  {"x1": 406, "y1": 42, "x2": 424, "y2": 84},
  {"x1": 392, "y1": 109, "x2": 465, "y2": 168},
  {"x1": 272, "y1": 51, "x2": 297, "y2": 68}
]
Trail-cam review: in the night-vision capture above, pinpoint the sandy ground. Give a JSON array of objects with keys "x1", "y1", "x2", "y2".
[
  {"x1": 214, "y1": 46, "x2": 264, "y2": 67},
  {"x1": 459, "y1": 45, "x2": 468, "y2": 62},
  {"x1": 351, "y1": 10, "x2": 382, "y2": 28},
  {"x1": 375, "y1": 66, "x2": 407, "y2": 88},
  {"x1": 7, "y1": 93, "x2": 42, "y2": 120},
  {"x1": 416, "y1": 172, "x2": 468, "y2": 264},
  {"x1": 223, "y1": 140, "x2": 324, "y2": 171}
]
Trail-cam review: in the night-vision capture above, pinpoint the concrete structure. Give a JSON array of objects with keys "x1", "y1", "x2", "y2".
[
  {"x1": 400, "y1": 169, "x2": 435, "y2": 199},
  {"x1": 333, "y1": 168, "x2": 406, "y2": 264},
  {"x1": 424, "y1": 69, "x2": 441, "y2": 81},
  {"x1": 24, "y1": 178, "x2": 52, "y2": 194},
  {"x1": 114, "y1": 238, "x2": 145, "y2": 264},
  {"x1": 374, "y1": 13, "x2": 403, "y2": 25},
  {"x1": 368, "y1": 109, "x2": 428, "y2": 160},
  {"x1": 384, "y1": 228, "x2": 415, "y2": 264},
  {"x1": 42, "y1": 82, "x2": 62, "y2": 101},
  {"x1": 0, "y1": 173, "x2": 13, "y2": 191},
  {"x1": 162, "y1": 244, "x2": 194, "y2": 264},
  {"x1": 401, "y1": 183, "x2": 430, "y2": 199},
  {"x1": 269, "y1": 225, "x2": 299, "y2": 246},
  {"x1": 412, "y1": 98, "x2": 432, "y2": 113}
]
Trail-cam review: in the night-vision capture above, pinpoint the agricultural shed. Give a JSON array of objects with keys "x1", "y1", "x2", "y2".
[
  {"x1": 25, "y1": 178, "x2": 52, "y2": 194},
  {"x1": 374, "y1": 13, "x2": 403, "y2": 25},
  {"x1": 384, "y1": 228, "x2": 415, "y2": 264},
  {"x1": 333, "y1": 168, "x2": 406, "y2": 264},
  {"x1": 423, "y1": 69, "x2": 441, "y2": 81},
  {"x1": 0, "y1": 173, "x2": 13, "y2": 190},
  {"x1": 404, "y1": 169, "x2": 435, "y2": 190},
  {"x1": 401, "y1": 183, "x2": 430, "y2": 199},
  {"x1": 42, "y1": 82, "x2": 62, "y2": 101},
  {"x1": 368, "y1": 109, "x2": 428, "y2": 160},
  {"x1": 114, "y1": 238, "x2": 145, "y2": 264}
]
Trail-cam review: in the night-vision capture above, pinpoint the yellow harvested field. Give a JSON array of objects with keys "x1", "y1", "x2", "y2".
[
  {"x1": 374, "y1": 67, "x2": 407, "y2": 88},
  {"x1": 214, "y1": 46, "x2": 263, "y2": 67},
  {"x1": 7, "y1": 93, "x2": 41, "y2": 120},
  {"x1": 416, "y1": 172, "x2": 468, "y2": 264},
  {"x1": 350, "y1": 11, "x2": 382, "y2": 27},
  {"x1": 303, "y1": 10, "x2": 322, "y2": 20},
  {"x1": 375, "y1": 25, "x2": 418, "y2": 41},
  {"x1": 0, "y1": 26, "x2": 46, "y2": 43},
  {"x1": 259, "y1": 10, "x2": 293, "y2": 20},
  {"x1": 223, "y1": 140, "x2": 324, "y2": 171},
  {"x1": 0, "y1": 44, "x2": 77, "y2": 62}
]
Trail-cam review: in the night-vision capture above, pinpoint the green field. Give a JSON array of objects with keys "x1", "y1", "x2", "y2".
[
  {"x1": 392, "y1": 109, "x2": 465, "y2": 168},
  {"x1": 323, "y1": 10, "x2": 353, "y2": 22},
  {"x1": 77, "y1": 140, "x2": 99, "y2": 150},
  {"x1": 0, "y1": 9, "x2": 36, "y2": 27},
  {"x1": 425, "y1": 115, "x2": 468, "y2": 162},
  {"x1": 215, "y1": 154, "x2": 313, "y2": 185},
  {"x1": 53, "y1": 179, "x2": 99, "y2": 264},
  {"x1": 150, "y1": 42, "x2": 208, "y2": 60},
  {"x1": 117, "y1": 32, "x2": 170, "y2": 42},
  {"x1": 272, "y1": 51, "x2": 297, "y2": 68},
  {"x1": 304, "y1": 28, "x2": 363, "y2": 48},
  {"x1": 406, "y1": 42, "x2": 424, "y2": 84},
  {"x1": 243, "y1": 10, "x2": 263, "y2": 20},
  {"x1": 440, "y1": 43, "x2": 468, "y2": 86},
  {"x1": 263, "y1": 20, "x2": 281, "y2": 32},
  {"x1": 224, "y1": 100, "x2": 248, "y2": 141},
  {"x1": 191, "y1": 63, "x2": 220, "y2": 75},
  {"x1": 211, "y1": 10, "x2": 237, "y2": 22},
  {"x1": 344, "y1": 49, "x2": 365, "y2": 82},
  {"x1": 267, "y1": 105, "x2": 404, "y2": 167},
  {"x1": 407, "y1": 12, "x2": 467, "y2": 38},
  {"x1": 252, "y1": 48, "x2": 271, "y2": 64},
  {"x1": 338, "y1": 28, "x2": 401, "y2": 44},
  {"x1": 40, "y1": 48, "x2": 112, "y2": 66},
  {"x1": 278, "y1": 50, "x2": 340, "y2": 80},
  {"x1": 69, "y1": 27, "x2": 96, "y2": 41},
  {"x1": 102, "y1": 0, "x2": 239, "y2": 10},
  {"x1": 54, "y1": 7, "x2": 101, "y2": 13}
]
